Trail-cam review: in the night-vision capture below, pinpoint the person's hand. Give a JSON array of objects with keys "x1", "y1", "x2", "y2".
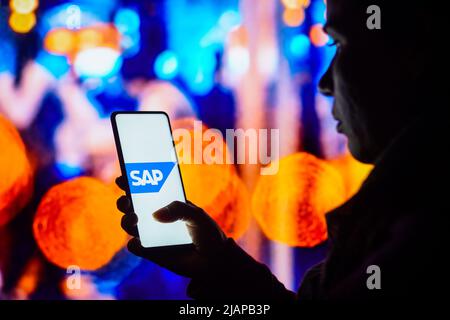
[{"x1": 115, "y1": 176, "x2": 228, "y2": 278}]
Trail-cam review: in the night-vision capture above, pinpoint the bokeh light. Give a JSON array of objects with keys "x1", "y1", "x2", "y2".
[
  {"x1": 0, "y1": 115, "x2": 33, "y2": 227},
  {"x1": 226, "y1": 46, "x2": 250, "y2": 76},
  {"x1": 328, "y1": 153, "x2": 374, "y2": 198},
  {"x1": 114, "y1": 8, "x2": 140, "y2": 34},
  {"x1": 154, "y1": 51, "x2": 179, "y2": 80},
  {"x1": 77, "y1": 29, "x2": 103, "y2": 49},
  {"x1": 281, "y1": 0, "x2": 311, "y2": 9},
  {"x1": 311, "y1": 0, "x2": 326, "y2": 24},
  {"x1": 218, "y1": 10, "x2": 241, "y2": 30},
  {"x1": 252, "y1": 153, "x2": 346, "y2": 247},
  {"x1": 310, "y1": 23, "x2": 329, "y2": 47},
  {"x1": 35, "y1": 50, "x2": 70, "y2": 78},
  {"x1": 10, "y1": 0, "x2": 38, "y2": 14},
  {"x1": 283, "y1": 8, "x2": 305, "y2": 27},
  {"x1": 12, "y1": 255, "x2": 42, "y2": 299},
  {"x1": 44, "y1": 28, "x2": 76, "y2": 56},
  {"x1": 9, "y1": 12, "x2": 36, "y2": 33},
  {"x1": 290, "y1": 34, "x2": 310, "y2": 57},
  {"x1": 77, "y1": 24, "x2": 121, "y2": 51},
  {"x1": 33, "y1": 177, "x2": 127, "y2": 271},
  {"x1": 172, "y1": 118, "x2": 251, "y2": 239},
  {"x1": 74, "y1": 47, "x2": 123, "y2": 78}
]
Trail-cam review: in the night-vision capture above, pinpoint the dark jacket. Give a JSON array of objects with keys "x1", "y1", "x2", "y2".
[{"x1": 187, "y1": 117, "x2": 449, "y2": 301}]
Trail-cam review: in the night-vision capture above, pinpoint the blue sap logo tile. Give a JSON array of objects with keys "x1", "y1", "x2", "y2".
[{"x1": 125, "y1": 162, "x2": 176, "y2": 194}]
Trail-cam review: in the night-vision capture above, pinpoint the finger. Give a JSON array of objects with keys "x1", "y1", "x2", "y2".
[
  {"x1": 152, "y1": 206, "x2": 171, "y2": 222},
  {"x1": 121, "y1": 213, "x2": 139, "y2": 237},
  {"x1": 127, "y1": 237, "x2": 144, "y2": 256},
  {"x1": 153, "y1": 201, "x2": 208, "y2": 227},
  {"x1": 115, "y1": 176, "x2": 127, "y2": 191},
  {"x1": 116, "y1": 195, "x2": 132, "y2": 214}
]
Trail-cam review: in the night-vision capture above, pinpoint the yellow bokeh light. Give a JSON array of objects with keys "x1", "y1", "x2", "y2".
[
  {"x1": 328, "y1": 153, "x2": 373, "y2": 198},
  {"x1": 10, "y1": 0, "x2": 38, "y2": 14},
  {"x1": 281, "y1": 0, "x2": 310, "y2": 9},
  {"x1": 283, "y1": 8, "x2": 305, "y2": 27},
  {"x1": 9, "y1": 12, "x2": 36, "y2": 33}
]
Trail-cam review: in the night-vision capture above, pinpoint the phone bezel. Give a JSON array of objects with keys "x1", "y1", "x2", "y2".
[{"x1": 111, "y1": 111, "x2": 194, "y2": 250}]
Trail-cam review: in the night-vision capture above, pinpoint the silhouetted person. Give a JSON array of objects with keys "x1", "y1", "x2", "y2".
[{"x1": 116, "y1": 0, "x2": 449, "y2": 301}]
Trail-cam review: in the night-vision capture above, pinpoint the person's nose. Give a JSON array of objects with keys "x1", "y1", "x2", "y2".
[{"x1": 319, "y1": 62, "x2": 334, "y2": 97}]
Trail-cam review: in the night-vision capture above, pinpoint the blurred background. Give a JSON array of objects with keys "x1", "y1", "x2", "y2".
[{"x1": 0, "y1": 0, "x2": 373, "y2": 299}]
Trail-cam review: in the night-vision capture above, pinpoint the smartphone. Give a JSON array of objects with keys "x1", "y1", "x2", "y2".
[{"x1": 111, "y1": 111, "x2": 192, "y2": 248}]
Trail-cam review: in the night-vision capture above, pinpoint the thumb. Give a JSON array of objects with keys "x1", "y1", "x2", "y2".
[
  {"x1": 153, "y1": 201, "x2": 207, "y2": 227},
  {"x1": 152, "y1": 206, "x2": 173, "y2": 222},
  {"x1": 153, "y1": 201, "x2": 227, "y2": 255}
]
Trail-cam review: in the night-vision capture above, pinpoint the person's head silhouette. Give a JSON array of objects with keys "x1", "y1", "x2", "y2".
[{"x1": 319, "y1": 1, "x2": 444, "y2": 163}]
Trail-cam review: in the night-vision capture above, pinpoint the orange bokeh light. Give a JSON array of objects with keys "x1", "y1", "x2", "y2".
[
  {"x1": 44, "y1": 28, "x2": 76, "y2": 56},
  {"x1": 328, "y1": 152, "x2": 374, "y2": 198},
  {"x1": 77, "y1": 24, "x2": 121, "y2": 52},
  {"x1": 172, "y1": 117, "x2": 233, "y2": 167},
  {"x1": 212, "y1": 175, "x2": 252, "y2": 239},
  {"x1": 77, "y1": 29, "x2": 103, "y2": 50},
  {"x1": 227, "y1": 25, "x2": 249, "y2": 48},
  {"x1": 283, "y1": 8, "x2": 305, "y2": 27},
  {"x1": 0, "y1": 115, "x2": 33, "y2": 227},
  {"x1": 301, "y1": 0, "x2": 311, "y2": 7},
  {"x1": 172, "y1": 118, "x2": 251, "y2": 239},
  {"x1": 13, "y1": 255, "x2": 42, "y2": 299},
  {"x1": 44, "y1": 24, "x2": 121, "y2": 57},
  {"x1": 33, "y1": 177, "x2": 127, "y2": 271},
  {"x1": 310, "y1": 23, "x2": 329, "y2": 47},
  {"x1": 252, "y1": 152, "x2": 346, "y2": 247}
]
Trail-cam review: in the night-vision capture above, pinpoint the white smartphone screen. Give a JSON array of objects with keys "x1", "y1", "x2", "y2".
[{"x1": 112, "y1": 112, "x2": 192, "y2": 248}]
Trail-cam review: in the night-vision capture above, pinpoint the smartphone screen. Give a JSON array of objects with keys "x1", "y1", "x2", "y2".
[{"x1": 111, "y1": 112, "x2": 192, "y2": 248}]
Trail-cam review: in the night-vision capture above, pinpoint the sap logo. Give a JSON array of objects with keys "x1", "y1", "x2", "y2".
[
  {"x1": 125, "y1": 162, "x2": 175, "y2": 193},
  {"x1": 130, "y1": 169, "x2": 163, "y2": 186}
]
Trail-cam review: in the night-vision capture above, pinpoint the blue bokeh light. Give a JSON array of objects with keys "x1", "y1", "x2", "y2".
[
  {"x1": 154, "y1": 50, "x2": 179, "y2": 80},
  {"x1": 0, "y1": 39, "x2": 17, "y2": 75},
  {"x1": 218, "y1": 10, "x2": 241, "y2": 31},
  {"x1": 114, "y1": 8, "x2": 140, "y2": 34},
  {"x1": 190, "y1": 69, "x2": 215, "y2": 95},
  {"x1": 290, "y1": 34, "x2": 311, "y2": 58},
  {"x1": 312, "y1": 0, "x2": 327, "y2": 24},
  {"x1": 55, "y1": 162, "x2": 84, "y2": 179},
  {"x1": 36, "y1": 51, "x2": 70, "y2": 78}
]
